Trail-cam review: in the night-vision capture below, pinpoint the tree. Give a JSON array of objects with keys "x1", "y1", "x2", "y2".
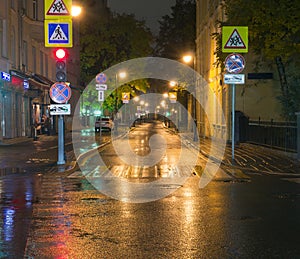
[
  {"x1": 155, "y1": 0, "x2": 196, "y2": 59},
  {"x1": 80, "y1": 11, "x2": 154, "y2": 114},
  {"x1": 80, "y1": 13, "x2": 153, "y2": 83},
  {"x1": 213, "y1": 0, "x2": 300, "y2": 119}
]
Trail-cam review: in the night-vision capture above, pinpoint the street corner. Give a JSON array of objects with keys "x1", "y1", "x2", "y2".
[{"x1": 224, "y1": 167, "x2": 251, "y2": 182}]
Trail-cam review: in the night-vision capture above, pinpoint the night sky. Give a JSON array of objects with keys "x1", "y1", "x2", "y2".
[{"x1": 107, "y1": 0, "x2": 176, "y2": 34}]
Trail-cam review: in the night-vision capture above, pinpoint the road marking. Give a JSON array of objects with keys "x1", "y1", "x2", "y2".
[{"x1": 69, "y1": 165, "x2": 194, "y2": 179}]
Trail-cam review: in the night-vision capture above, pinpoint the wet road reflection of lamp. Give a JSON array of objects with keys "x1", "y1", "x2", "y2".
[{"x1": 182, "y1": 54, "x2": 198, "y2": 141}]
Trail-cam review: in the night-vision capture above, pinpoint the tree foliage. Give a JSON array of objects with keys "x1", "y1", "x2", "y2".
[
  {"x1": 79, "y1": 10, "x2": 154, "y2": 113},
  {"x1": 155, "y1": 0, "x2": 196, "y2": 59},
  {"x1": 80, "y1": 13, "x2": 153, "y2": 83},
  {"x1": 213, "y1": 0, "x2": 300, "y2": 119}
]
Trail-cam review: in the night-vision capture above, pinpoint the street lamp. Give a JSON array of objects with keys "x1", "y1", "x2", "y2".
[
  {"x1": 115, "y1": 71, "x2": 127, "y2": 122},
  {"x1": 169, "y1": 81, "x2": 177, "y2": 87},
  {"x1": 72, "y1": 6, "x2": 82, "y2": 17},
  {"x1": 182, "y1": 55, "x2": 193, "y2": 64},
  {"x1": 182, "y1": 53, "x2": 198, "y2": 141}
]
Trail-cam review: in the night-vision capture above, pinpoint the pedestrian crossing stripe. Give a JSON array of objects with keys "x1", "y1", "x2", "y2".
[
  {"x1": 45, "y1": 0, "x2": 72, "y2": 19},
  {"x1": 44, "y1": 19, "x2": 73, "y2": 47},
  {"x1": 222, "y1": 26, "x2": 248, "y2": 53}
]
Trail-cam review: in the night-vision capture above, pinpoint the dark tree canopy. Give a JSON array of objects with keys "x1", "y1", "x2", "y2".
[
  {"x1": 80, "y1": 13, "x2": 153, "y2": 84},
  {"x1": 79, "y1": 6, "x2": 154, "y2": 113},
  {"x1": 155, "y1": 0, "x2": 196, "y2": 59},
  {"x1": 214, "y1": 0, "x2": 300, "y2": 119}
]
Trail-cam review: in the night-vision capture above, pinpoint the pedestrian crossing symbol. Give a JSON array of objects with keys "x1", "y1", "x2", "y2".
[
  {"x1": 45, "y1": 0, "x2": 72, "y2": 19},
  {"x1": 50, "y1": 24, "x2": 68, "y2": 41},
  {"x1": 44, "y1": 20, "x2": 73, "y2": 47},
  {"x1": 222, "y1": 26, "x2": 248, "y2": 53}
]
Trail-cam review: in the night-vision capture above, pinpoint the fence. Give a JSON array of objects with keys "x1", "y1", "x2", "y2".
[{"x1": 246, "y1": 120, "x2": 297, "y2": 152}]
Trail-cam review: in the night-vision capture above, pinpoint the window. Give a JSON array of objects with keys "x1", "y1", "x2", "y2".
[
  {"x1": 40, "y1": 51, "x2": 44, "y2": 75},
  {"x1": 22, "y1": 0, "x2": 27, "y2": 9},
  {"x1": 22, "y1": 0, "x2": 27, "y2": 16},
  {"x1": 11, "y1": 0, "x2": 15, "y2": 9},
  {"x1": 11, "y1": 30, "x2": 16, "y2": 67},
  {"x1": 45, "y1": 55, "x2": 49, "y2": 77},
  {"x1": 32, "y1": 47, "x2": 36, "y2": 72},
  {"x1": 0, "y1": 20, "x2": 2, "y2": 57},
  {"x1": 33, "y1": 0, "x2": 37, "y2": 20},
  {"x1": 1, "y1": 20, "x2": 8, "y2": 58},
  {"x1": 23, "y1": 41, "x2": 28, "y2": 70}
]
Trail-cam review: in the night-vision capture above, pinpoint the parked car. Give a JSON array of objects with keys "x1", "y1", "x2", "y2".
[{"x1": 95, "y1": 117, "x2": 114, "y2": 132}]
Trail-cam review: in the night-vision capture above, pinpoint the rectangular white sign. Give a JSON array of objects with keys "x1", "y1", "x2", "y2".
[
  {"x1": 224, "y1": 74, "x2": 245, "y2": 84},
  {"x1": 50, "y1": 104, "x2": 71, "y2": 115},
  {"x1": 96, "y1": 84, "x2": 107, "y2": 90},
  {"x1": 98, "y1": 90, "x2": 104, "y2": 101}
]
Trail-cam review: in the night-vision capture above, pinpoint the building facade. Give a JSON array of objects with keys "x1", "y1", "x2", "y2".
[
  {"x1": 195, "y1": 0, "x2": 284, "y2": 142},
  {"x1": 0, "y1": 0, "x2": 81, "y2": 142}
]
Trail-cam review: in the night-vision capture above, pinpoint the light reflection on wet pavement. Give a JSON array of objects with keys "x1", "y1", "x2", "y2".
[
  {"x1": 0, "y1": 126, "x2": 299, "y2": 258},
  {"x1": 0, "y1": 173, "x2": 42, "y2": 258}
]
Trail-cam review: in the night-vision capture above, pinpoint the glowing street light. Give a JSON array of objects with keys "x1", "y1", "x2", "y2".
[
  {"x1": 169, "y1": 81, "x2": 177, "y2": 87},
  {"x1": 163, "y1": 93, "x2": 168, "y2": 98},
  {"x1": 182, "y1": 55, "x2": 193, "y2": 64},
  {"x1": 119, "y1": 71, "x2": 127, "y2": 79},
  {"x1": 72, "y1": 6, "x2": 82, "y2": 17}
]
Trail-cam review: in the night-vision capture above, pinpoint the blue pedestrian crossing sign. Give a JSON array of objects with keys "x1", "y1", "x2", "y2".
[{"x1": 44, "y1": 19, "x2": 72, "y2": 47}]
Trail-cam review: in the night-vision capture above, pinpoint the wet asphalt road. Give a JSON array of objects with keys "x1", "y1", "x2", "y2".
[{"x1": 0, "y1": 122, "x2": 299, "y2": 258}]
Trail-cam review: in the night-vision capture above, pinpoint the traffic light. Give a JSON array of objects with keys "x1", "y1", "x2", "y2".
[{"x1": 54, "y1": 48, "x2": 67, "y2": 82}]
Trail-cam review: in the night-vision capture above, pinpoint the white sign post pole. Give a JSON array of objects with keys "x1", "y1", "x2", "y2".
[
  {"x1": 57, "y1": 115, "x2": 65, "y2": 165},
  {"x1": 232, "y1": 84, "x2": 235, "y2": 161}
]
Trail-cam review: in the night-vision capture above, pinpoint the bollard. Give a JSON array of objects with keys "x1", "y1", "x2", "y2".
[{"x1": 33, "y1": 127, "x2": 38, "y2": 141}]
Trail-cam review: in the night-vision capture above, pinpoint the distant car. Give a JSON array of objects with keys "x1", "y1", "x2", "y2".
[{"x1": 95, "y1": 117, "x2": 114, "y2": 132}]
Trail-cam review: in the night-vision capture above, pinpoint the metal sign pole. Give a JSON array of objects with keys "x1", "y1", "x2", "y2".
[
  {"x1": 57, "y1": 115, "x2": 65, "y2": 165},
  {"x1": 232, "y1": 84, "x2": 235, "y2": 161}
]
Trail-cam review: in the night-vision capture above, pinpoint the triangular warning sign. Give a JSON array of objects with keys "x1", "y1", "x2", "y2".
[
  {"x1": 224, "y1": 29, "x2": 246, "y2": 49},
  {"x1": 47, "y1": 0, "x2": 70, "y2": 16},
  {"x1": 50, "y1": 25, "x2": 68, "y2": 41}
]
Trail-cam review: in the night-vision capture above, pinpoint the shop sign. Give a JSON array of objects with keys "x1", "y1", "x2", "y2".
[{"x1": 1, "y1": 72, "x2": 11, "y2": 82}]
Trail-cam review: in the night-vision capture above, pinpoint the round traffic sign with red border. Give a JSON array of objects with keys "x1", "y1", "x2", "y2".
[
  {"x1": 225, "y1": 53, "x2": 245, "y2": 74},
  {"x1": 50, "y1": 82, "x2": 72, "y2": 104},
  {"x1": 96, "y1": 72, "x2": 107, "y2": 84}
]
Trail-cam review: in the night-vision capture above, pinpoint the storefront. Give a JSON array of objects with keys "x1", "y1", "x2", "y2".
[{"x1": 0, "y1": 70, "x2": 52, "y2": 142}]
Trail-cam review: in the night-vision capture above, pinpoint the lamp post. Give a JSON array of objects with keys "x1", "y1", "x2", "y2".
[
  {"x1": 182, "y1": 54, "x2": 198, "y2": 141},
  {"x1": 115, "y1": 71, "x2": 126, "y2": 131},
  {"x1": 168, "y1": 81, "x2": 179, "y2": 131}
]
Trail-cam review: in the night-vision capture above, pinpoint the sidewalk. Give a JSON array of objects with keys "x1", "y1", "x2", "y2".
[
  {"x1": 0, "y1": 133, "x2": 76, "y2": 175},
  {"x1": 180, "y1": 131, "x2": 300, "y2": 175}
]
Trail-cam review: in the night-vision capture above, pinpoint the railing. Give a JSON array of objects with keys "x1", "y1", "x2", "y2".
[{"x1": 247, "y1": 120, "x2": 297, "y2": 152}]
